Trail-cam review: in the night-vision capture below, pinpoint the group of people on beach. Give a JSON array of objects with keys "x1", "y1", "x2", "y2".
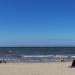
[{"x1": 0, "y1": 60, "x2": 6, "y2": 63}]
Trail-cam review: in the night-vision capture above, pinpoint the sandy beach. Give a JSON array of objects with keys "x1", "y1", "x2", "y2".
[{"x1": 0, "y1": 62, "x2": 74, "y2": 75}]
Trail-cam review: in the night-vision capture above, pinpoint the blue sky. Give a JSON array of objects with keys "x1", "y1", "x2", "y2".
[{"x1": 0, "y1": 0, "x2": 75, "y2": 46}]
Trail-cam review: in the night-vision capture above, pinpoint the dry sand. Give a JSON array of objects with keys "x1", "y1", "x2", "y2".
[{"x1": 0, "y1": 62, "x2": 75, "y2": 75}]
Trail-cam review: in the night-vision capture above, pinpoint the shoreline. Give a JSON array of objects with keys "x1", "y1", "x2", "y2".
[{"x1": 0, "y1": 58, "x2": 73, "y2": 63}]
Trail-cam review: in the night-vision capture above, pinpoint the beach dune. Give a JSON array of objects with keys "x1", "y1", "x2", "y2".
[{"x1": 0, "y1": 62, "x2": 75, "y2": 75}]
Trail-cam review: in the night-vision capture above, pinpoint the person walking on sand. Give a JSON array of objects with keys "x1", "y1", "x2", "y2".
[{"x1": 60, "y1": 58, "x2": 64, "y2": 62}]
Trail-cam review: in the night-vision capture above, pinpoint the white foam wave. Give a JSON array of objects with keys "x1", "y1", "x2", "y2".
[
  {"x1": 21, "y1": 55, "x2": 54, "y2": 58},
  {"x1": 71, "y1": 56, "x2": 75, "y2": 58},
  {"x1": 54, "y1": 55, "x2": 68, "y2": 58},
  {"x1": 21, "y1": 55, "x2": 68, "y2": 58}
]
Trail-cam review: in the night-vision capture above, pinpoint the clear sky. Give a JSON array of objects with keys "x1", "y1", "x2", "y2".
[{"x1": 0, "y1": 0, "x2": 75, "y2": 47}]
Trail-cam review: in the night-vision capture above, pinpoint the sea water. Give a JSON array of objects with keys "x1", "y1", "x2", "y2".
[{"x1": 0, "y1": 47, "x2": 75, "y2": 62}]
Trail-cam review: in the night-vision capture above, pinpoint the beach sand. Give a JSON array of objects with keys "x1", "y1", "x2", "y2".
[{"x1": 0, "y1": 62, "x2": 75, "y2": 75}]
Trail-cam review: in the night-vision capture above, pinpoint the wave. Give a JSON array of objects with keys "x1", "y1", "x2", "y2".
[
  {"x1": 21, "y1": 55, "x2": 75, "y2": 58},
  {"x1": 0, "y1": 54, "x2": 75, "y2": 62},
  {"x1": 21, "y1": 55, "x2": 69, "y2": 58},
  {"x1": 21, "y1": 55, "x2": 54, "y2": 58},
  {"x1": 54, "y1": 55, "x2": 68, "y2": 58},
  {"x1": 71, "y1": 56, "x2": 75, "y2": 58}
]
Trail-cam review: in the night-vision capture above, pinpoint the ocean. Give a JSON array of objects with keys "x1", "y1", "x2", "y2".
[{"x1": 0, "y1": 47, "x2": 75, "y2": 62}]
